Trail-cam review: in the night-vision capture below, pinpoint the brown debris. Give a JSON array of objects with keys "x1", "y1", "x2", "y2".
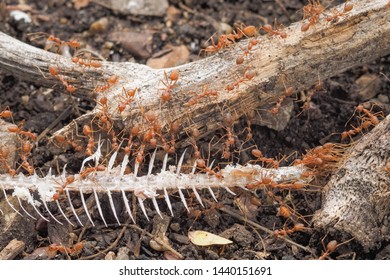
[
  {"x1": 147, "y1": 45, "x2": 190, "y2": 68},
  {"x1": 108, "y1": 30, "x2": 153, "y2": 59},
  {"x1": 353, "y1": 74, "x2": 382, "y2": 101},
  {"x1": 0, "y1": 239, "x2": 25, "y2": 260}
]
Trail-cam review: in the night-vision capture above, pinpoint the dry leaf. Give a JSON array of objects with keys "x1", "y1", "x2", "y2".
[
  {"x1": 73, "y1": 0, "x2": 90, "y2": 10},
  {"x1": 354, "y1": 74, "x2": 381, "y2": 101},
  {"x1": 108, "y1": 30, "x2": 153, "y2": 59},
  {"x1": 147, "y1": 45, "x2": 190, "y2": 68},
  {"x1": 188, "y1": 230, "x2": 233, "y2": 246}
]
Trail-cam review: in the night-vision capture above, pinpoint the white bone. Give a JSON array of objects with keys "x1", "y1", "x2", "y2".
[
  {"x1": 56, "y1": 200, "x2": 74, "y2": 226},
  {"x1": 80, "y1": 189, "x2": 94, "y2": 226},
  {"x1": 93, "y1": 188, "x2": 107, "y2": 227},
  {"x1": 66, "y1": 188, "x2": 83, "y2": 227},
  {"x1": 138, "y1": 197, "x2": 149, "y2": 221},
  {"x1": 1, "y1": 185, "x2": 23, "y2": 217},
  {"x1": 121, "y1": 189, "x2": 135, "y2": 224},
  {"x1": 107, "y1": 189, "x2": 121, "y2": 225}
]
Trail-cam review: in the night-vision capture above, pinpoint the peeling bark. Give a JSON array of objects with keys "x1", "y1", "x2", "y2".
[
  {"x1": 313, "y1": 115, "x2": 390, "y2": 251},
  {"x1": 0, "y1": 0, "x2": 389, "y2": 141}
]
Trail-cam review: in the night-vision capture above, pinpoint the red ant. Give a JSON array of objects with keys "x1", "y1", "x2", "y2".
[
  {"x1": 184, "y1": 85, "x2": 218, "y2": 107},
  {"x1": 199, "y1": 34, "x2": 233, "y2": 58},
  {"x1": 228, "y1": 24, "x2": 257, "y2": 42},
  {"x1": 95, "y1": 75, "x2": 118, "y2": 93},
  {"x1": 71, "y1": 56, "x2": 102, "y2": 68},
  {"x1": 251, "y1": 148, "x2": 280, "y2": 168},
  {"x1": 48, "y1": 65, "x2": 77, "y2": 93},
  {"x1": 356, "y1": 104, "x2": 380, "y2": 126},
  {"x1": 226, "y1": 69, "x2": 256, "y2": 91},
  {"x1": 325, "y1": 2, "x2": 353, "y2": 23},
  {"x1": 221, "y1": 113, "x2": 236, "y2": 160},
  {"x1": 28, "y1": 32, "x2": 80, "y2": 52},
  {"x1": 52, "y1": 175, "x2": 75, "y2": 201},
  {"x1": 8, "y1": 123, "x2": 37, "y2": 141},
  {"x1": 274, "y1": 181, "x2": 305, "y2": 190},
  {"x1": 188, "y1": 127, "x2": 202, "y2": 159},
  {"x1": 300, "y1": 0, "x2": 326, "y2": 32},
  {"x1": 246, "y1": 176, "x2": 275, "y2": 189},
  {"x1": 160, "y1": 69, "x2": 179, "y2": 102},
  {"x1": 318, "y1": 236, "x2": 354, "y2": 260},
  {"x1": 269, "y1": 86, "x2": 294, "y2": 115},
  {"x1": 294, "y1": 143, "x2": 341, "y2": 168},
  {"x1": 80, "y1": 165, "x2": 106, "y2": 178},
  {"x1": 118, "y1": 87, "x2": 137, "y2": 112},
  {"x1": 341, "y1": 105, "x2": 382, "y2": 141},
  {"x1": 0, "y1": 146, "x2": 17, "y2": 176},
  {"x1": 261, "y1": 19, "x2": 287, "y2": 38},
  {"x1": 0, "y1": 109, "x2": 12, "y2": 119},
  {"x1": 48, "y1": 242, "x2": 84, "y2": 256},
  {"x1": 82, "y1": 124, "x2": 96, "y2": 156},
  {"x1": 54, "y1": 134, "x2": 84, "y2": 152},
  {"x1": 236, "y1": 38, "x2": 258, "y2": 65},
  {"x1": 274, "y1": 223, "x2": 305, "y2": 237},
  {"x1": 47, "y1": 35, "x2": 80, "y2": 49}
]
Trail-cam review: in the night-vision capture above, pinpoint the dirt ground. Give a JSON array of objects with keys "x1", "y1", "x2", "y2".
[{"x1": 0, "y1": 0, "x2": 389, "y2": 260}]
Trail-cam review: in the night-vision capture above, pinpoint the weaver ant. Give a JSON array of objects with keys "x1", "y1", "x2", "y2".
[
  {"x1": 80, "y1": 165, "x2": 106, "y2": 178},
  {"x1": 71, "y1": 56, "x2": 102, "y2": 68},
  {"x1": 318, "y1": 235, "x2": 354, "y2": 260},
  {"x1": 48, "y1": 65, "x2": 77, "y2": 93},
  {"x1": 251, "y1": 148, "x2": 280, "y2": 168},
  {"x1": 269, "y1": 86, "x2": 294, "y2": 115},
  {"x1": 341, "y1": 104, "x2": 383, "y2": 141},
  {"x1": 82, "y1": 124, "x2": 96, "y2": 156},
  {"x1": 160, "y1": 69, "x2": 179, "y2": 102},
  {"x1": 226, "y1": 69, "x2": 256, "y2": 91},
  {"x1": 28, "y1": 32, "x2": 80, "y2": 53},
  {"x1": 228, "y1": 24, "x2": 257, "y2": 42},
  {"x1": 0, "y1": 109, "x2": 12, "y2": 119},
  {"x1": 300, "y1": 0, "x2": 326, "y2": 32},
  {"x1": 95, "y1": 75, "x2": 118, "y2": 93},
  {"x1": 52, "y1": 175, "x2": 75, "y2": 201},
  {"x1": 0, "y1": 146, "x2": 16, "y2": 176},
  {"x1": 118, "y1": 87, "x2": 137, "y2": 113},
  {"x1": 326, "y1": 2, "x2": 353, "y2": 24},
  {"x1": 273, "y1": 223, "x2": 305, "y2": 237},
  {"x1": 261, "y1": 19, "x2": 287, "y2": 39},
  {"x1": 184, "y1": 85, "x2": 218, "y2": 107},
  {"x1": 48, "y1": 242, "x2": 84, "y2": 256},
  {"x1": 199, "y1": 34, "x2": 233, "y2": 58},
  {"x1": 8, "y1": 123, "x2": 37, "y2": 141}
]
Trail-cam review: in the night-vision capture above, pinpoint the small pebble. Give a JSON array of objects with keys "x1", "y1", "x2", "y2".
[
  {"x1": 90, "y1": 17, "x2": 109, "y2": 34},
  {"x1": 170, "y1": 223, "x2": 180, "y2": 232},
  {"x1": 105, "y1": 251, "x2": 116, "y2": 260},
  {"x1": 378, "y1": 94, "x2": 389, "y2": 104},
  {"x1": 116, "y1": 247, "x2": 130, "y2": 260},
  {"x1": 10, "y1": 10, "x2": 31, "y2": 23}
]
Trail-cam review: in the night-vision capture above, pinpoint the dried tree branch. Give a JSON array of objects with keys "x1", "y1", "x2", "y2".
[
  {"x1": 0, "y1": 0, "x2": 389, "y2": 142},
  {"x1": 313, "y1": 114, "x2": 390, "y2": 251},
  {"x1": 1, "y1": 0, "x2": 390, "y2": 252}
]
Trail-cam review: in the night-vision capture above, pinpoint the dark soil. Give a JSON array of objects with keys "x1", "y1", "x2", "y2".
[{"x1": 0, "y1": 0, "x2": 389, "y2": 260}]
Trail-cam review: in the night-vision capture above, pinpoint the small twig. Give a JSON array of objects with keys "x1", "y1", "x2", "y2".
[
  {"x1": 274, "y1": 0, "x2": 292, "y2": 22},
  {"x1": 208, "y1": 200, "x2": 313, "y2": 254},
  {"x1": 79, "y1": 224, "x2": 127, "y2": 260},
  {"x1": 127, "y1": 224, "x2": 184, "y2": 260},
  {"x1": 37, "y1": 105, "x2": 72, "y2": 142}
]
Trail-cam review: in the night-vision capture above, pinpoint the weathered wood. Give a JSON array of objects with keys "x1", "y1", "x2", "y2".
[
  {"x1": 313, "y1": 115, "x2": 390, "y2": 251},
  {"x1": 0, "y1": 239, "x2": 25, "y2": 260},
  {"x1": 0, "y1": 0, "x2": 389, "y2": 141}
]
